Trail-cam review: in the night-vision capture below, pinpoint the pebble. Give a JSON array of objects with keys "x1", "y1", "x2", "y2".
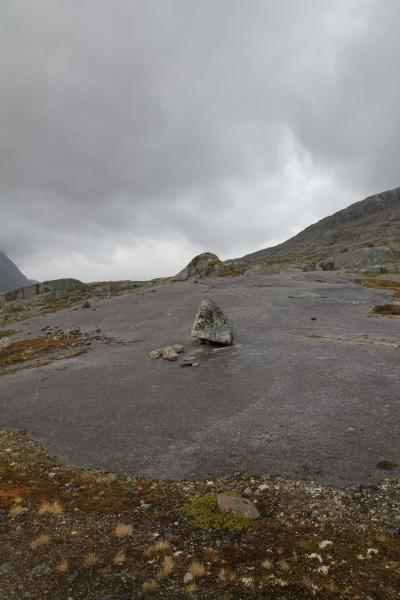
[
  {"x1": 162, "y1": 347, "x2": 178, "y2": 361},
  {"x1": 183, "y1": 572, "x2": 194, "y2": 584}
]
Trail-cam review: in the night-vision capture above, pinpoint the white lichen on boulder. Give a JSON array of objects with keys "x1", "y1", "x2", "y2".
[{"x1": 191, "y1": 298, "x2": 236, "y2": 345}]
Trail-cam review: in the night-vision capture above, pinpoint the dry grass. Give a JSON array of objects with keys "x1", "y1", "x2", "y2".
[
  {"x1": 202, "y1": 547, "x2": 220, "y2": 562},
  {"x1": 356, "y1": 277, "x2": 400, "y2": 290},
  {"x1": 9, "y1": 504, "x2": 27, "y2": 518},
  {"x1": 142, "y1": 579, "x2": 158, "y2": 593},
  {"x1": 83, "y1": 552, "x2": 98, "y2": 567},
  {"x1": 0, "y1": 335, "x2": 76, "y2": 369},
  {"x1": 37, "y1": 500, "x2": 63, "y2": 516},
  {"x1": 55, "y1": 558, "x2": 69, "y2": 573},
  {"x1": 218, "y1": 567, "x2": 236, "y2": 583},
  {"x1": 113, "y1": 550, "x2": 126, "y2": 565},
  {"x1": 188, "y1": 561, "x2": 206, "y2": 578},
  {"x1": 30, "y1": 534, "x2": 50, "y2": 549},
  {"x1": 113, "y1": 523, "x2": 133, "y2": 538},
  {"x1": 157, "y1": 556, "x2": 174, "y2": 578},
  {"x1": 372, "y1": 303, "x2": 400, "y2": 316},
  {"x1": 144, "y1": 540, "x2": 171, "y2": 557},
  {"x1": 185, "y1": 583, "x2": 198, "y2": 594}
]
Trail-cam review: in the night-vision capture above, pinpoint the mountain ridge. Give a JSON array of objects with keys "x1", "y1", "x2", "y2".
[{"x1": 230, "y1": 186, "x2": 400, "y2": 269}]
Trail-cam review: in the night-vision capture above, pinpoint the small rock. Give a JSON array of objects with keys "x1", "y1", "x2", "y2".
[
  {"x1": 148, "y1": 349, "x2": 163, "y2": 359},
  {"x1": 0, "y1": 562, "x2": 11, "y2": 575},
  {"x1": 217, "y1": 494, "x2": 260, "y2": 519},
  {"x1": 0, "y1": 337, "x2": 11, "y2": 349},
  {"x1": 29, "y1": 564, "x2": 51, "y2": 577},
  {"x1": 162, "y1": 346, "x2": 178, "y2": 361},
  {"x1": 183, "y1": 572, "x2": 194, "y2": 584},
  {"x1": 242, "y1": 487, "x2": 252, "y2": 497},
  {"x1": 258, "y1": 483, "x2": 268, "y2": 492},
  {"x1": 173, "y1": 343, "x2": 184, "y2": 353},
  {"x1": 82, "y1": 300, "x2": 91, "y2": 309},
  {"x1": 311, "y1": 317, "x2": 317, "y2": 321}
]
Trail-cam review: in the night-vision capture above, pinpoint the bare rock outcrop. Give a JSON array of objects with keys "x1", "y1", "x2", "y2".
[{"x1": 4, "y1": 278, "x2": 84, "y2": 303}]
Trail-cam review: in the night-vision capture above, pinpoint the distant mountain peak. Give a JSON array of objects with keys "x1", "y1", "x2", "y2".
[{"x1": 0, "y1": 251, "x2": 30, "y2": 292}]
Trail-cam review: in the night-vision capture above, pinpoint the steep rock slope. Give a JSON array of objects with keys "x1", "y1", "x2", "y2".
[
  {"x1": 232, "y1": 186, "x2": 400, "y2": 268},
  {"x1": 0, "y1": 251, "x2": 29, "y2": 292}
]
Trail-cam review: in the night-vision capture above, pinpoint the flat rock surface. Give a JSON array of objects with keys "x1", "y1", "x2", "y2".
[{"x1": 1, "y1": 271, "x2": 399, "y2": 487}]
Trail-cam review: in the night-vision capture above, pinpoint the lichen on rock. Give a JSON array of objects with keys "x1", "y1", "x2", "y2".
[{"x1": 191, "y1": 298, "x2": 236, "y2": 345}]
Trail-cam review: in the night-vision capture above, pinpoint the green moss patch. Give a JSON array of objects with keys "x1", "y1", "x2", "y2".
[
  {"x1": 376, "y1": 460, "x2": 397, "y2": 471},
  {"x1": 181, "y1": 494, "x2": 253, "y2": 531}
]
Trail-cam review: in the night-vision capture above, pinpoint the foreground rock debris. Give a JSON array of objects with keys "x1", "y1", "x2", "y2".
[
  {"x1": 149, "y1": 344, "x2": 185, "y2": 361},
  {"x1": 192, "y1": 298, "x2": 236, "y2": 345},
  {"x1": 0, "y1": 430, "x2": 399, "y2": 599}
]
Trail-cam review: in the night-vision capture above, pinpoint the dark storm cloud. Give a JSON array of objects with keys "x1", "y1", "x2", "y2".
[{"x1": 0, "y1": 0, "x2": 399, "y2": 281}]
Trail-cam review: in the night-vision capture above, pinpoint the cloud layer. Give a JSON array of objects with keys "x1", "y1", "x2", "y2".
[{"x1": 1, "y1": 0, "x2": 399, "y2": 281}]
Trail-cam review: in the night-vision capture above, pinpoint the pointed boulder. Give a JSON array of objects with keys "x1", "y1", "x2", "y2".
[{"x1": 191, "y1": 298, "x2": 236, "y2": 345}]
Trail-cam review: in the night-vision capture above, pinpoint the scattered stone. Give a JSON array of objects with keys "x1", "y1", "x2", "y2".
[
  {"x1": 82, "y1": 300, "x2": 91, "y2": 309},
  {"x1": 0, "y1": 336, "x2": 11, "y2": 349},
  {"x1": 148, "y1": 349, "x2": 163, "y2": 359},
  {"x1": 258, "y1": 483, "x2": 268, "y2": 492},
  {"x1": 28, "y1": 563, "x2": 51, "y2": 577},
  {"x1": 217, "y1": 494, "x2": 260, "y2": 519},
  {"x1": 242, "y1": 487, "x2": 252, "y2": 497},
  {"x1": 0, "y1": 562, "x2": 11, "y2": 575},
  {"x1": 162, "y1": 346, "x2": 178, "y2": 361},
  {"x1": 173, "y1": 343, "x2": 184, "y2": 353},
  {"x1": 191, "y1": 298, "x2": 236, "y2": 345},
  {"x1": 183, "y1": 572, "x2": 194, "y2": 584},
  {"x1": 311, "y1": 317, "x2": 317, "y2": 321}
]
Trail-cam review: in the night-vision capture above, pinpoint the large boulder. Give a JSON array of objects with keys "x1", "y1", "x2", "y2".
[
  {"x1": 173, "y1": 252, "x2": 245, "y2": 282},
  {"x1": 191, "y1": 298, "x2": 236, "y2": 345},
  {"x1": 173, "y1": 252, "x2": 224, "y2": 282}
]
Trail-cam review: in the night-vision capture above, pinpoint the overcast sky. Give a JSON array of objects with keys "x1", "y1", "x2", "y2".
[{"x1": 1, "y1": 0, "x2": 399, "y2": 282}]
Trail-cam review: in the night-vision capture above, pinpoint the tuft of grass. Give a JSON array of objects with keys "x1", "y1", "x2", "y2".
[
  {"x1": 9, "y1": 504, "x2": 27, "y2": 518},
  {"x1": 218, "y1": 567, "x2": 236, "y2": 583},
  {"x1": 356, "y1": 278, "x2": 400, "y2": 290},
  {"x1": 376, "y1": 460, "x2": 397, "y2": 470},
  {"x1": 185, "y1": 583, "x2": 198, "y2": 594},
  {"x1": 38, "y1": 500, "x2": 63, "y2": 515},
  {"x1": 182, "y1": 494, "x2": 253, "y2": 531},
  {"x1": 144, "y1": 540, "x2": 171, "y2": 557},
  {"x1": 113, "y1": 550, "x2": 126, "y2": 565},
  {"x1": 55, "y1": 558, "x2": 69, "y2": 573},
  {"x1": 158, "y1": 555, "x2": 174, "y2": 578},
  {"x1": 261, "y1": 559, "x2": 272, "y2": 570},
  {"x1": 30, "y1": 534, "x2": 50, "y2": 549},
  {"x1": 372, "y1": 303, "x2": 400, "y2": 316},
  {"x1": 202, "y1": 547, "x2": 220, "y2": 562},
  {"x1": 83, "y1": 552, "x2": 98, "y2": 567},
  {"x1": 113, "y1": 523, "x2": 133, "y2": 538},
  {"x1": 188, "y1": 561, "x2": 206, "y2": 578},
  {"x1": 142, "y1": 579, "x2": 158, "y2": 593}
]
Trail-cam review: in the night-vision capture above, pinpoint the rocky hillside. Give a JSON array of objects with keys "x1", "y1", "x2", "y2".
[
  {"x1": 0, "y1": 251, "x2": 29, "y2": 292},
  {"x1": 231, "y1": 186, "x2": 400, "y2": 271}
]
